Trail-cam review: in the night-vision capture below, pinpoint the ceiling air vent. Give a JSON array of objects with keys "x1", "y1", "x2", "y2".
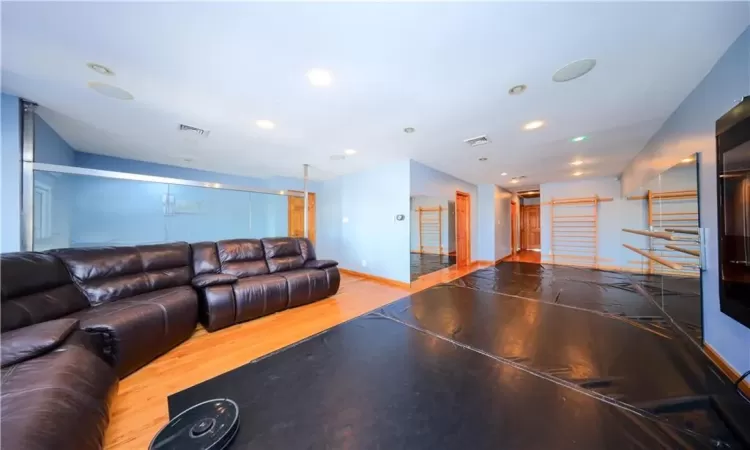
[
  {"x1": 178, "y1": 124, "x2": 210, "y2": 137},
  {"x1": 464, "y1": 135, "x2": 491, "y2": 147}
]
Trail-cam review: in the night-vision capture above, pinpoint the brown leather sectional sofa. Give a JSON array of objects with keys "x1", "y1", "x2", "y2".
[{"x1": 0, "y1": 237, "x2": 338, "y2": 450}]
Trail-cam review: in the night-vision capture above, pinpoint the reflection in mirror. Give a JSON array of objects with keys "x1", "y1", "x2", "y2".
[
  {"x1": 410, "y1": 195, "x2": 456, "y2": 282},
  {"x1": 622, "y1": 154, "x2": 701, "y2": 344}
]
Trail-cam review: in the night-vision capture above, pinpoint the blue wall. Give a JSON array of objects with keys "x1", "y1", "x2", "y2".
[
  {"x1": 621, "y1": 27, "x2": 750, "y2": 373},
  {"x1": 318, "y1": 160, "x2": 411, "y2": 283},
  {"x1": 35, "y1": 113, "x2": 75, "y2": 165},
  {"x1": 477, "y1": 184, "x2": 512, "y2": 262},
  {"x1": 1, "y1": 94, "x2": 21, "y2": 252},
  {"x1": 74, "y1": 152, "x2": 320, "y2": 193}
]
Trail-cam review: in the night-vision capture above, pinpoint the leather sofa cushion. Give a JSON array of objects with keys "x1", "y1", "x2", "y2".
[
  {"x1": 1, "y1": 334, "x2": 118, "y2": 450},
  {"x1": 1, "y1": 319, "x2": 79, "y2": 368},
  {"x1": 217, "y1": 239, "x2": 270, "y2": 277},
  {"x1": 69, "y1": 286, "x2": 198, "y2": 377},
  {"x1": 232, "y1": 275, "x2": 289, "y2": 322},
  {"x1": 1, "y1": 252, "x2": 89, "y2": 332},
  {"x1": 304, "y1": 259, "x2": 338, "y2": 270},
  {"x1": 298, "y1": 238, "x2": 316, "y2": 262},
  {"x1": 278, "y1": 269, "x2": 330, "y2": 308},
  {"x1": 192, "y1": 241, "x2": 221, "y2": 275},
  {"x1": 262, "y1": 238, "x2": 305, "y2": 273},
  {"x1": 192, "y1": 273, "x2": 238, "y2": 288},
  {"x1": 52, "y1": 242, "x2": 191, "y2": 306}
]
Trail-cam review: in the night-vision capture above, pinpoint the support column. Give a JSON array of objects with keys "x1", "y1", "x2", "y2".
[
  {"x1": 21, "y1": 100, "x2": 37, "y2": 251},
  {"x1": 303, "y1": 164, "x2": 309, "y2": 238}
]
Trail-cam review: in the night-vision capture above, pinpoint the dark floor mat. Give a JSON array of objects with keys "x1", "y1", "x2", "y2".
[
  {"x1": 169, "y1": 314, "x2": 722, "y2": 450},
  {"x1": 376, "y1": 285, "x2": 748, "y2": 445},
  {"x1": 410, "y1": 252, "x2": 456, "y2": 281}
]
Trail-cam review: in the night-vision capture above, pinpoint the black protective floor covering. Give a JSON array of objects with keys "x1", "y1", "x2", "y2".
[
  {"x1": 410, "y1": 252, "x2": 456, "y2": 281},
  {"x1": 169, "y1": 262, "x2": 749, "y2": 449},
  {"x1": 169, "y1": 315, "x2": 720, "y2": 449}
]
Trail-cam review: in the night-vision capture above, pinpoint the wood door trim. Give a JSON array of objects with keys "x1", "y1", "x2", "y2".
[{"x1": 455, "y1": 191, "x2": 471, "y2": 266}]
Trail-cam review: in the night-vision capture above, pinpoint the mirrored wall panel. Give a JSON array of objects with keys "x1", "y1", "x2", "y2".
[{"x1": 32, "y1": 170, "x2": 292, "y2": 251}]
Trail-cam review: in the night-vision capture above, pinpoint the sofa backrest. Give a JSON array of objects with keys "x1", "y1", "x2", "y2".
[
  {"x1": 0, "y1": 252, "x2": 90, "y2": 332},
  {"x1": 51, "y1": 242, "x2": 192, "y2": 306},
  {"x1": 261, "y1": 237, "x2": 308, "y2": 273},
  {"x1": 215, "y1": 239, "x2": 270, "y2": 277}
]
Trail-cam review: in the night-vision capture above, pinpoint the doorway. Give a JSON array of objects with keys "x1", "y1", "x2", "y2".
[
  {"x1": 288, "y1": 192, "x2": 316, "y2": 243},
  {"x1": 456, "y1": 191, "x2": 471, "y2": 267}
]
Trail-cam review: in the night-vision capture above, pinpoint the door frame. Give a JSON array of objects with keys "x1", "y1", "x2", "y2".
[
  {"x1": 287, "y1": 191, "x2": 316, "y2": 243},
  {"x1": 510, "y1": 200, "x2": 518, "y2": 256},
  {"x1": 455, "y1": 190, "x2": 471, "y2": 266},
  {"x1": 520, "y1": 204, "x2": 541, "y2": 250}
]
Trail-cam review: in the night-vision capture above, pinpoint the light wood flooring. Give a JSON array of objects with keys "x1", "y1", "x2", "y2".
[
  {"x1": 105, "y1": 262, "x2": 491, "y2": 449},
  {"x1": 503, "y1": 250, "x2": 541, "y2": 264}
]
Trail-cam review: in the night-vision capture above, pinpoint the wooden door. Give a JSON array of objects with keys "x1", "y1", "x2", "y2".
[
  {"x1": 511, "y1": 201, "x2": 518, "y2": 255},
  {"x1": 287, "y1": 192, "x2": 316, "y2": 243},
  {"x1": 455, "y1": 191, "x2": 471, "y2": 267},
  {"x1": 521, "y1": 205, "x2": 540, "y2": 250}
]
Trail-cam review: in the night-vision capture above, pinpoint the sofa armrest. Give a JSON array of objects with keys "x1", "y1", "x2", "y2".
[
  {"x1": 1, "y1": 318, "x2": 79, "y2": 368},
  {"x1": 304, "y1": 259, "x2": 339, "y2": 270},
  {"x1": 192, "y1": 273, "x2": 238, "y2": 288}
]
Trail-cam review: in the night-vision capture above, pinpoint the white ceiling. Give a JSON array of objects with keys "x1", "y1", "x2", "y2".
[{"x1": 2, "y1": 2, "x2": 748, "y2": 187}]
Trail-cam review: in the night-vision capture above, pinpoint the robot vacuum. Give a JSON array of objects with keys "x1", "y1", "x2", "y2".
[{"x1": 149, "y1": 398, "x2": 239, "y2": 450}]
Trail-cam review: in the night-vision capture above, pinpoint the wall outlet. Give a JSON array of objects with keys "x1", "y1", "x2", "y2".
[{"x1": 361, "y1": 260, "x2": 367, "y2": 267}]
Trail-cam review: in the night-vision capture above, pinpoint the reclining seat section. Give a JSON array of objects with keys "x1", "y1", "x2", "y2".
[
  {"x1": 51, "y1": 242, "x2": 199, "y2": 377},
  {"x1": 1, "y1": 253, "x2": 118, "y2": 450},
  {"x1": 191, "y1": 237, "x2": 340, "y2": 332}
]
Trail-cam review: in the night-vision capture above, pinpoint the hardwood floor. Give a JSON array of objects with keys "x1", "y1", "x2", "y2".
[
  {"x1": 104, "y1": 262, "x2": 491, "y2": 449},
  {"x1": 503, "y1": 250, "x2": 541, "y2": 263}
]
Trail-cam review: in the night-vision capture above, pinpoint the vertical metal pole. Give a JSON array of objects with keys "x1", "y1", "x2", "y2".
[
  {"x1": 303, "y1": 164, "x2": 309, "y2": 238},
  {"x1": 21, "y1": 100, "x2": 37, "y2": 251}
]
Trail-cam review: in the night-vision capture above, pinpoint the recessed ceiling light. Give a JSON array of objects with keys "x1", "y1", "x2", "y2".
[
  {"x1": 571, "y1": 136, "x2": 587, "y2": 142},
  {"x1": 87, "y1": 62, "x2": 115, "y2": 76},
  {"x1": 510, "y1": 178, "x2": 520, "y2": 184},
  {"x1": 570, "y1": 160, "x2": 584, "y2": 166},
  {"x1": 256, "y1": 120, "x2": 275, "y2": 129},
  {"x1": 508, "y1": 84, "x2": 527, "y2": 95},
  {"x1": 523, "y1": 120, "x2": 545, "y2": 131},
  {"x1": 307, "y1": 69, "x2": 332, "y2": 87},
  {"x1": 87, "y1": 81, "x2": 133, "y2": 100},
  {"x1": 279, "y1": 190, "x2": 285, "y2": 195},
  {"x1": 681, "y1": 157, "x2": 695, "y2": 163},
  {"x1": 404, "y1": 127, "x2": 416, "y2": 133},
  {"x1": 501, "y1": 172, "x2": 508, "y2": 176},
  {"x1": 479, "y1": 157, "x2": 488, "y2": 161},
  {"x1": 573, "y1": 171, "x2": 583, "y2": 176},
  {"x1": 553, "y1": 59, "x2": 597, "y2": 82},
  {"x1": 344, "y1": 149, "x2": 357, "y2": 155}
]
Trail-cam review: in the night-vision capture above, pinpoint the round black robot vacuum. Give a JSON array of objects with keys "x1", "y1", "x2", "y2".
[{"x1": 149, "y1": 398, "x2": 239, "y2": 450}]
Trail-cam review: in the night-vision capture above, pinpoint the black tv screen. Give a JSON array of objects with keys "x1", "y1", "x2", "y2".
[{"x1": 716, "y1": 96, "x2": 750, "y2": 328}]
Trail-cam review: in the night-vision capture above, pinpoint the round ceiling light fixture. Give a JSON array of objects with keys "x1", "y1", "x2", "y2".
[
  {"x1": 553, "y1": 59, "x2": 597, "y2": 82},
  {"x1": 523, "y1": 120, "x2": 545, "y2": 131},
  {"x1": 479, "y1": 157, "x2": 488, "y2": 161},
  {"x1": 571, "y1": 136, "x2": 587, "y2": 142},
  {"x1": 87, "y1": 81, "x2": 133, "y2": 100},
  {"x1": 404, "y1": 127, "x2": 416, "y2": 133},
  {"x1": 256, "y1": 120, "x2": 275, "y2": 129},
  {"x1": 307, "y1": 68, "x2": 332, "y2": 87},
  {"x1": 501, "y1": 172, "x2": 508, "y2": 176},
  {"x1": 570, "y1": 160, "x2": 584, "y2": 166},
  {"x1": 87, "y1": 62, "x2": 115, "y2": 76},
  {"x1": 344, "y1": 149, "x2": 357, "y2": 155},
  {"x1": 508, "y1": 84, "x2": 527, "y2": 95},
  {"x1": 573, "y1": 171, "x2": 584, "y2": 176}
]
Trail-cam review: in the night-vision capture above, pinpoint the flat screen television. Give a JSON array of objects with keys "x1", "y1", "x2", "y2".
[{"x1": 716, "y1": 96, "x2": 750, "y2": 328}]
